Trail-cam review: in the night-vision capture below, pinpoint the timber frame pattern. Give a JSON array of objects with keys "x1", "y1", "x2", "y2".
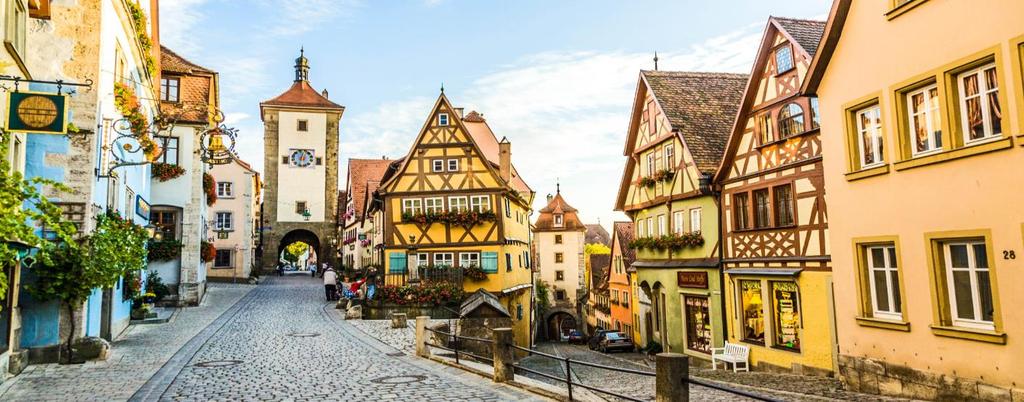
[{"x1": 716, "y1": 17, "x2": 830, "y2": 272}]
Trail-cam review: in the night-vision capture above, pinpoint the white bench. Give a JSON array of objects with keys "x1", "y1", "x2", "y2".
[{"x1": 711, "y1": 342, "x2": 750, "y2": 372}]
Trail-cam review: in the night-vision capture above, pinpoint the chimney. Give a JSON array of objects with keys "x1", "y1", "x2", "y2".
[
  {"x1": 499, "y1": 136, "x2": 511, "y2": 183},
  {"x1": 454, "y1": 107, "x2": 464, "y2": 119},
  {"x1": 321, "y1": 89, "x2": 329, "y2": 99},
  {"x1": 546, "y1": 193, "x2": 553, "y2": 203}
]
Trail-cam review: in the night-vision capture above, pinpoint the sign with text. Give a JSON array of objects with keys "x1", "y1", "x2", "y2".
[
  {"x1": 677, "y1": 271, "x2": 708, "y2": 289},
  {"x1": 135, "y1": 195, "x2": 151, "y2": 220},
  {"x1": 6, "y1": 91, "x2": 68, "y2": 134}
]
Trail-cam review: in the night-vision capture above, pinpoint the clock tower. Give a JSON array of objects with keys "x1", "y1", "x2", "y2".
[{"x1": 259, "y1": 50, "x2": 344, "y2": 273}]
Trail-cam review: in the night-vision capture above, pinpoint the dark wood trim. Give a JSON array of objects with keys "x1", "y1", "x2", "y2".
[
  {"x1": 721, "y1": 155, "x2": 822, "y2": 185},
  {"x1": 722, "y1": 255, "x2": 831, "y2": 263}
]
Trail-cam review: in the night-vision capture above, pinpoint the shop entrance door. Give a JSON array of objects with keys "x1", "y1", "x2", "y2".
[{"x1": 683, "y1": 295, "x2": 712, "y2": 354}]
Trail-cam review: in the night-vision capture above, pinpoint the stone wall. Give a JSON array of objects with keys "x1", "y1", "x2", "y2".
[{"x1": 839, "y1": 355, "x2": 1024, "y2": 401}]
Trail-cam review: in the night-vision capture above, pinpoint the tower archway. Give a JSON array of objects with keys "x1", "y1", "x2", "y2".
[{"x1": 277, "y1": 229, "x2": 321, "y2": 271}]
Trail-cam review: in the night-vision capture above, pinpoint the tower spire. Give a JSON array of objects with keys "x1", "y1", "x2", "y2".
[
  {"x1": 556, "y1": 178, "x2": 560, "y2": 194},
  {"x1": 653, "y1": 51, "x2": 659, "y2": 71},
  {"x1": 295, "y1": 47, "x2": 310, "y2": 82}
]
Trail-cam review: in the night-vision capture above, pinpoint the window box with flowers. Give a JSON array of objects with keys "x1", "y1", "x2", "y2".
[
  {"x1": 638, "y1": 176, "x2": 657, "y2": 188},
  {"x1": 376, "y1": 282, "x2": 464, "y2": 306},
  {"x1": 151, "y1": 162, "x2": 185, "y2": 182},
  {"x1": 148, "y1": 239, "x2": 182, "y2": 261},
  {"x1": 629, "y1": 232, "x2": 705, "y2": 251},
  {"x1": 401, "y1": 210, "x2": 497, "y2": 227},
  {"x1": 653, "y1": 169, "x2": 675, "y2": 183},
  {"x1": 463, "y1": 265, "x2": 488, "y2": 281}
]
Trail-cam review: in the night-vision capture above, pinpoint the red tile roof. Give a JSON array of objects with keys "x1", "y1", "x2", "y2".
[
  {"x1": 345, "y1": 158, "x2": 394, "y2": 221},
  {"x1": 772, "y1": 17, "x2": 827, "y2": 57},
  {"x1": 160, "y1": 46, "x2": 214, "y2": 74},
  {"x1": 613, "y1": 222, "x2": 636, "y2": 269},
  {"x1": 534, "y1": 192, "x2": 585, "y2": 232},
  {"x1": 261, "y1": 80, "x2": 344, "y2": 111}
]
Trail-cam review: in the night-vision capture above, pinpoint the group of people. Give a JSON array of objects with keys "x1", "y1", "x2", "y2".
[{"x1": 321, "y1": 264, "x2": 373, "y2": 302}]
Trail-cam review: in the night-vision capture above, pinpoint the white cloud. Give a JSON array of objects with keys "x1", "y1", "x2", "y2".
[
  {"x1": 257, "y1": 0, "x2": 363, "y2": 36},
  {"x1": 159, "y1": 0, "x2": 209, "y2": 54}
]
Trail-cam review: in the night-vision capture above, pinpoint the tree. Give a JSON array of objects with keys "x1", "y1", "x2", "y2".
[
  {"x1": 283, "y1": 242, "x2": 308, "y2": 264},
  {"x1": 28, "y1": 212, "x2": 148, "y2": 363},
  {"x1": 584, "y1": 243, "x2": 611, "y2": 257},
  {"x1": 535, "y1": 280, "x2": 551, "y2": 317}
]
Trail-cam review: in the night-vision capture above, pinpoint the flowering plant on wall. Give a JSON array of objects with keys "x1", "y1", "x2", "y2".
[
  {"x1": 401, "y1": 210, "x2": 497, "y2": 227},
  {"x1": 151, "y1": 162, "x2": 185, "y2": 182},
  {"x1": 147, "y1": 239, "x2": 182, "y2": 261},
  {"x1": 203, "y1": 173, "x2": 217, "y2": 206},
  {"x1": 359, "y1": 239, "x2": 371, "y2": 247},
  {"x1": 200, "y1": 241, "x2": 216, "y2": 263},
  {"x1": 638, "y1": 176, "x2": 657, "y2": 188},
  {"x1": 125, "y1": 0, "x2": 156, "y2": 75},
  {"x1": 653, "y1": 169, "x2": 675, "y2": 183},
  {"x1": 113, "y1": 82, "x2": 160, "y2": 161},
  {"x1": 377, "y1": 282, "x2": 464, "y2": 306},
  {"x1": 463, "y1": 265, "x2": 488, "y2": 281},
  {"x1": 628, "y1": 232, "x2": 704, "y2": 251}
]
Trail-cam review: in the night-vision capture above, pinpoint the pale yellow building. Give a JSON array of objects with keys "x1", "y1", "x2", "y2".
[
  {"x1": 208, "y1": 157, "x2": 261, "y2": 281},
  {"x1": 804, "y1": 0, "x2": 1024, "y2": 399},
  {"x1": 532, "y1": 190, "x2": 586, "y2": 341}
]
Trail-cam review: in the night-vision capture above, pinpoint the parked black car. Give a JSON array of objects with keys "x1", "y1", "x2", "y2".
[
  {"x1": 587, "y1": 329, "x2": 612, "y2": 350},
  {"x1": 598, "y1": 332, "x2": 635, "y2": 353}
]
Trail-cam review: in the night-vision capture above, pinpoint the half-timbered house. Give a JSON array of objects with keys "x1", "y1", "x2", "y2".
[
  {"x1": 615, "y1": 70, "x2": 746, "y2": 359},
  {"x1": 378, "y1": 93, "x2": 535, "y2": 346},
  {"x1": 714, "y1": 17, "x2": 832, "y2": 375}
]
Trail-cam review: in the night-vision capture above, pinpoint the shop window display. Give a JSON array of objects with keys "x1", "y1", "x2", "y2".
[
  {"x1": 740, "y1": 280, "x2": 765, "y2": 343},
  {"x1": 684, "y1": 296, "x2": 712, "y2": 353},
  {"x1": 772, "y1": 281, "x2": 801, "y2": 350}
]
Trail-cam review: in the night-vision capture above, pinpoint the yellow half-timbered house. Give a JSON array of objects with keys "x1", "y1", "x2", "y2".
[
  {"x1": 379, "y1": 93, "x2": 535, "y2": 346},
  {"x1": 714, "y1": 17, "x2": 833, "y2": 375}
]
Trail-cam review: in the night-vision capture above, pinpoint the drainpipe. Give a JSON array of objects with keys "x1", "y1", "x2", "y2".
[{"x1": 701, "y1": 172, "x2": 728, "y2": 343}]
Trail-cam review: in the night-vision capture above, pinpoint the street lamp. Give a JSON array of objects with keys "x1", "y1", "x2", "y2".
[
  {"x1": 144, "y1": 223, "x2": 159, "y2": 240},
  {"x1": 302, "y1": 208, "x2": 311, "y2": 221}
]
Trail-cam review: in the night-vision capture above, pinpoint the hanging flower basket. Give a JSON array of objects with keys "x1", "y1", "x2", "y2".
[
  {"x1": 203, "y1": 173, "x2": 217, "y2": 206},
  {"x1": 200, "y1": 241, "x2": 216, "y2": 263}
]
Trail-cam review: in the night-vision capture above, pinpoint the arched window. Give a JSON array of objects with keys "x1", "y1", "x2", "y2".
[{"x1": 778, "y1": 103, "x2": 805, "y2": 138}]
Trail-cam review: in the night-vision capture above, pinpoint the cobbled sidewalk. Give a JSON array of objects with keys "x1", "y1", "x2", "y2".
[{"x1": 0, "y1": 283, "x2": 254, "y2": 402}]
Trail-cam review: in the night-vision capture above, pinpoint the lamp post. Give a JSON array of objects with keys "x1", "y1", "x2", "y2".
[{"x1": 302, "y1": 209, "x2": 311, "y2": 222}]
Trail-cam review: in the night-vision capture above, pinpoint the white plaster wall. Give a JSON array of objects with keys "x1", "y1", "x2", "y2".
[
  {"x1": 535, "y1": 231, "x2": 585, "y2": 305},
  {"x1": 209, "y1": 160, "x2": 257, "y2": 279},
  {"x1": 150, "y1": 125, "x2": 195, "y2": 207},
  {"x1": 276, "y1": 111, "x2": 326, "y2": 222}
]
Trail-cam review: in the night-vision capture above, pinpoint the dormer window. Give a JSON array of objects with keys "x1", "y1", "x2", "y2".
[
  {"x1": 554, "y1": 214, "x2": 564, "y2": 227},
  {"x1": 775, "y1": 44, "x2": 794, "y2": 74},
  {"x1": 438, "y1": 113, "x2": 449, "y2": 126}
]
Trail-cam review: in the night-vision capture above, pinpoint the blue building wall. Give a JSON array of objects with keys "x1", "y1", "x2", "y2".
[{"x1": 84, "y1": 288, "x2": 102, "y2": 337}]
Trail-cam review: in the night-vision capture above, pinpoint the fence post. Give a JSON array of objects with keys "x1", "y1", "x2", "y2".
[
  {"x1": 415, "y1": 316, "x2": 429, "y2": 358},
  {"x1": 492, "y1": 327, "x2": 514, "y2": 383},
  {"x1": 656, "y1": 353, "x2": 689, "y2": 402},
  {"x1": 391, "y1": 313, "x2": 408, "y2": 329}
]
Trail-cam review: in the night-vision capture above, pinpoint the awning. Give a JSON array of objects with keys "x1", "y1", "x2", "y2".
[
  {"x1": 725, "y1": 268, "x2": 802, "y2": 276},
  {"x1": 501, "y1": 283, "x2": 533, "y2": 294}
]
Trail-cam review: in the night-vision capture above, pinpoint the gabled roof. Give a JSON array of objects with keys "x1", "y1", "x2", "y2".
[
  {"x1": 772, "y1": 17, "x2": 827, "y2": 57},
  {"x1": 160, "y1": 46, "x2": 214, "y2": 75},
  {"x1": 585, "y1": 224, "x2": 611, "y2": 246},
  {"x1": 590, "y1": 254, "x2": 611, "y2": 291},
  {"x1": 612, "y1": 222, "x2": 636, "y2": 270},
  {"x1": 261, "y1": 80, "x2": 344, "y2": 112},
  {"x1": 534, "y1": 191, "x2": 585, "y2": 232},
  {"x1": 359, "y1": 181, "x2": 381, "y2": 223},
  {"x1": 460, "y1": 288, "x2": 511, "y2": 318},
  {"x1": 714, "y1": 16, "x2": 827, "y2": 183},
  {"x1": 345, "y1": 159, "x2": 393, "y2": 223},
  {"x1": 336, "y1": 191, "x2": 347, "y2": 226}
]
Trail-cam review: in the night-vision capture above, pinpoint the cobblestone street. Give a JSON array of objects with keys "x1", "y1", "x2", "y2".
[{"x1": 0, "y1": 275, "x2": 543, "y2": 401}]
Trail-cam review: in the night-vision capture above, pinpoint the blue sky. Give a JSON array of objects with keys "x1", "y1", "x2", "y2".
[{"x1": 161, "y1": 0, "x2": 830, "y2": 229}]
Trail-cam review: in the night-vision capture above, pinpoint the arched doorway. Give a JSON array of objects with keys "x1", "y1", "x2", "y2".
[
  {"x1": 277, "y1": 230, "x2": 320, "y2": 273},
  {"x1": 546, "y1": 310, "x2": 577, "y2": 341}
]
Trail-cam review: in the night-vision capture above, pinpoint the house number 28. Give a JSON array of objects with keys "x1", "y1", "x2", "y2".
[{"x1": 1004, "y1": 250, "x2": 1016, "y2": 260}]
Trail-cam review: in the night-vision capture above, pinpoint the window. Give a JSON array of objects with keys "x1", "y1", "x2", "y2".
[
  {"x1": 646, "y1": 153, "x2": 655, "y2": 176},
  {"x1": 448, "y1": 196, "x2": 468, "y2": 212},
  {"x1": 215, "y1": 211, "x2": 233, "y2": 231},
  {"x1": 646, "y1": 217, "x2": 653, "y2": 237},
  {"x1": 469, "y1": 195, "x2": 491, "y2": 212},
  {"x1": 506, "y1": 253, "x2": 512, "y2": 272},
  {"x1": 217, "y1": 182, "x2": 234, "y2": 198},
  {"x1": 434, "y1": 253, "x2": 454, "y2": 268},
  {"x1": 622, "y1": 293, "x2": 630, "y2": 307},
  {"x1": 295, "y1": 201, "x2": 307, "y2": 214},
  {"x1": 424, "y1": 197, "x2": 444, "y2": 214},
  {"x1": 436, "y1": 113, "x2": 449, "y2": 126},
  {"x1": 402, "y1": 199, "x2": 422, "y2": 215},
  {"x1": 296, "y1": 119, "x2": 308, "y2": 132},
  {"x1": 772, "y1": 185, "x2": 794, "y2": 227},
  {"x1": 810, "y1": 97, "x2": 820, "y2": 129},
  {"x1": 657, "y1": 215, "x2": 666, "y2": 236},
  {"x1": 775, "y1": 45, "x2": 794, "y2": 74},
  {"x1": 524, "y1": 251, "x2": 531, "y2": 269},
  {"x1": 733, "y1": 193, "x2": 750, "y2": 230},
  {"x1": 555, "y1": 271, "x2": 564, "y2": 281},
  {"x1": 459, "y1": 253, "x2": 480, "y2": 268},
  {"x1": 155, "y1": 136, "x2": 179, "y2": 165},
  {"x1": 5, "y1": 0, "x2": 27, "y2": 58},
  {"x1": 866, "y1": 245, "x2": 902, "y2": 320},
  {"x1": 663, "y1": 144, "x2": 675, "y2": 170},
  {"x1": 907, "y1": 84, "x2": 943, "y2": 155},
  {"x1": 447, "y1": 159, "x2": 459, "y2": 172},
  {"x1": 855, "y1": 105, "x2": 884, "y2": 168},
  {"x1": 942, "y1": 240, "x2": 994, "y2": 330},
  {"x1": 756, "y1": 113, "x2": 775, "y2": 145},
  {"x1": 646, "y1": 100, "x2": 657, "y2": 135},
  {"x1": 214, "y1": 249, "x2": 232, "y2": 268},
  {"x1": 555, "y1": 234, "x2": 563, "y2": 244},
  {"x1": 753, "y1": 189, "x2": 771, "y2": 229},
  {"x1": 673, "y1": 211, "x2": 685, "y2": 235},
  {"x1": 554, "y1": 214, "x2": 563, "y2": 227},
  {"x1": 504, "y1": 198, "x2": 511, "y2": 217},
  {"x1": 555, "y1": 290, "x2": 566, "y2": 301},
  {"x1": 771, "y1": 281, "x2": 801, "y2": 351},
  {"x1": 637, "y1": 219, "x2": 645, "y2": 238},
  {"x1": 160, "y1": 77, "x2": 180, "y2": 102},
  {"x1": 125, "y1": 187, "x2": 135, "y2": 216},
  {"x1": 555, "y1": 253, "x2": 564, "y2": 263},
  {"x1": 957, "y1": 63, "x2": 1001, "y2": 142},
  {"x1": 739, "y1": 280, "x2": 765, "y2": 343},
  {"x1": 432, "y1": 159, "x2": 444, "y2": 172},
  {"x1": 151, "y1": 210, "x2": 178, "y2": 240},
  {"x1": 778, "y1": 103, "x2": 805, "y2": 138},
  {"x1": 689, "y1": 208, "x2": 701, "y2": 233},
  {"x1": 417, "y1": 252, "x2": 430, "y2": 268}
]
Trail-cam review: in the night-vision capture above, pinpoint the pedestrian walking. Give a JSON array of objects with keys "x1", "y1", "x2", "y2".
[{"x1": 322, "y1": 266, "x2": 337, "y2": 301}]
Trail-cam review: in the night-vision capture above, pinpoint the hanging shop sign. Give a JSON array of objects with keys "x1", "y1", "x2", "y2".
[
  {"x1": 135, "y1": 195, "x2": 151, "y2": 220},
  {"x1": 6, "y1": 91, "x2": 69, "y2": 134},
  {"x1": 677, "y1": 271, "x2": 708, "y2": 289}
]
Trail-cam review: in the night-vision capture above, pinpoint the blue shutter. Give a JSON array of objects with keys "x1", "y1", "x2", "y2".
[
  {"x1": 482, "y1": 252, "x2": 498, "y2": 273},
  {"x1": 389, "y1": 252, "x2": 407, "y2": 274}
]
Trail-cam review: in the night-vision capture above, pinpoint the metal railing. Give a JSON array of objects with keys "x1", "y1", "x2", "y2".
[
  {"x1": 510, "y1": 345, "x2": 653, "y2": 402},
  {"x1": 382, "y1": 266, "x2": 465, "y2": 287},
  {"x1": 422, "y1": 327, "x2": 494, "y2": 366}
]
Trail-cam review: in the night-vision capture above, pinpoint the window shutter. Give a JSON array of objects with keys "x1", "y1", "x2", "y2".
[
  {"x1": 388, "y1": 252, "x2": 407, "y2": 274},
  {"x1": 481, "y1": 252, "x2": 498, "y2": 273}
]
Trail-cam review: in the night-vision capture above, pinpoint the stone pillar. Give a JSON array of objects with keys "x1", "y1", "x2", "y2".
[
  {"x1": 415, "y1": 316, "x2": 430, "y2": 358},
  {"x1": 492, "y1": 327, "x2": 514, "y2": 383},
  {"x1": 656, "y1": 353, "x2": 689, "y2": 402},
  {"x1": 391, "y1": 313, "x2": 407, "y2": 329}
]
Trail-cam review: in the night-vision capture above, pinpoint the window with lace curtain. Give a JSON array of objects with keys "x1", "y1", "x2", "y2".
[{"x1": 957, "y1": 63, "x2": 1001, "y2": 143}]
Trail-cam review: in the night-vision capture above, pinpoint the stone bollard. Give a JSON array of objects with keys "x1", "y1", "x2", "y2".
[
  {"x1": 415, "y1": 316, "x2": 430, "y2": 358},
  {"x1": 391, "y1": 313, "x2": 408, "y2": 329},
  {"x1": 656, "y1": 353, "x2": 689, "y2": 402},
  {"x1": 491, "y1": 327, "x2": 514, "y2": 383}
]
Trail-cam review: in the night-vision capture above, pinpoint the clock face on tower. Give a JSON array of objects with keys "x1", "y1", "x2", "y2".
[{"x1": 289, "y1": 149, "x2": 315, "y2": 168}]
